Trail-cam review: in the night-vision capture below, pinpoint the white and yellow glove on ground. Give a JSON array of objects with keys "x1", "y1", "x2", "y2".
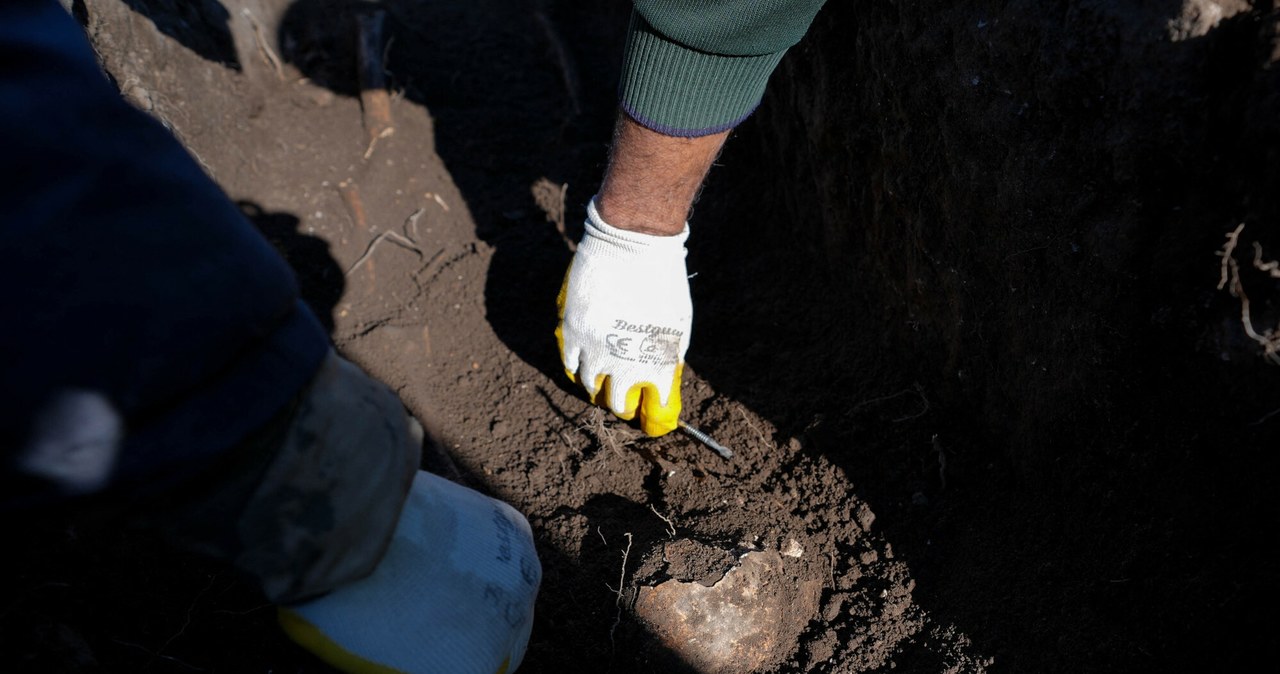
[
  {"x1": 555, "y1": 197, "x2": 692, "y2": 437},
  {"x1": 278, "y1": 470, "x2": 541, "y2": 674}
]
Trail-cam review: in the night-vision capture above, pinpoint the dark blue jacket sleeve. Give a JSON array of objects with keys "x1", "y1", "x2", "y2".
[{"x1": 0, "y1": 0, "x2": 330, "y2": 505}]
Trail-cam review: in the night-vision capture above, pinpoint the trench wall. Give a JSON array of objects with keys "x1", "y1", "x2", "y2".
[{"x1": 748, "y1": 0, "x2": 1280, "y2": 478}]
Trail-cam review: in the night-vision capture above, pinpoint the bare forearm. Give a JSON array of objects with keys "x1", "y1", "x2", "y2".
[{"x1": 596, "y1": 113, "x2": 729, "y2": 236}]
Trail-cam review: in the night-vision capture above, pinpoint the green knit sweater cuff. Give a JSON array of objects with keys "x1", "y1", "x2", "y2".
[{"x1": 618, "y1": 12, "x2": 788, "y2": 138}]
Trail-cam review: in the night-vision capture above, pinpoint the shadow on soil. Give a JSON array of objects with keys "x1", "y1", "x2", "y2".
[
  {"x1": 277, "y1": 0, "x2": 606, "y2": 390},
  {"x1": 106, "y1": 0, "x2": 241, "y2": 68},
  {"x1": 240, "y1": 200, "x2": 346, "y2": 333}
]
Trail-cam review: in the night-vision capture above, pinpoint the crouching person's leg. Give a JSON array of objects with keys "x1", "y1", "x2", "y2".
[
  {"x1": 278, "y1": 471, "x2": 541, "y2": 674},
  {"x1": 170, "y1": 351, "x2": 541, "y2": 674}
]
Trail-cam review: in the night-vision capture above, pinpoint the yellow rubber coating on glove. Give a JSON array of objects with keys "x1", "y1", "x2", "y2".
[
  {"x1": 555, "y1": 263, "x2": 683, "y2": 437},
  {"x1": 593, "y1": 365, "x2": 683, "y2": 436},
  {"x1": 561, "y1": 364, "x2": 683, "y2": 438},
  {"x1": 555, "y1": 264, "x2": 572, "y2": 320},
  {"x1": 554, "y1": 268, "x2": 577, "y2": 382},
  {"x1": 278, "y1": 608, "x2": 511, "y2": 674},
  {"x1": 637, "y1": 365, "x2": 683, "y2": 437}
]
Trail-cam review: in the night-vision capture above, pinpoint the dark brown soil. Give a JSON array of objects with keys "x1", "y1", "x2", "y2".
[{"x1": 4, "y1": 1, "x2": 1278, "y2": 673}]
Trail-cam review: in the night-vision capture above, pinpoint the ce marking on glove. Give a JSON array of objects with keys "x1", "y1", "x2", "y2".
[{"x1": 605, "y1": 332, "x2": 680, "y2": 366}]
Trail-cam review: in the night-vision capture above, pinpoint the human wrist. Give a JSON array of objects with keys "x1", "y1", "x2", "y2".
[
  {"x1": 595, "y1": 189, "x2": 688, "y2": 237},
  {"x1": 596, "y1": 114, "x2": 728, "y2": 236}
]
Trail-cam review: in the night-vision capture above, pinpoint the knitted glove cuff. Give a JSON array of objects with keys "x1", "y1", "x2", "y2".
[{"x1": 582, "y1": 198, "x2": 690, "y2": 256}]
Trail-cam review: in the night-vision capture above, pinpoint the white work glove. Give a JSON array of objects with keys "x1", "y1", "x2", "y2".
[
  {"x1": 278, "y1": 470, "x2": 541, "y2": 674},
  {"x1": 555, "y1": 197, "x2": 691, "y2": 436}
]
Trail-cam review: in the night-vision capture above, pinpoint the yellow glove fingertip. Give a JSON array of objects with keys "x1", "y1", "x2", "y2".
[
  {"x1": 622, "y1": 382, "x2": 643, "y2": 420},
  {"x1": 637, "y1": 364, "x2": 684, "y2": 437},
  {"x1": 583, "y1": 368, "x2": 686, "y2": 436},
  {"x1": 638, "y1": 401, "x2": 679, "y2": 437}
]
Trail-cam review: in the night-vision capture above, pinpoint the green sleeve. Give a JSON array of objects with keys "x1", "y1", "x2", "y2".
[{"x1": 619, "y1": 0, "x2": 828, "y2": 137}]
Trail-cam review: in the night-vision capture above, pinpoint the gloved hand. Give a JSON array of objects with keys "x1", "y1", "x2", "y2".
[
  {"x1": 555, "y1": 197, "x2": 692, "y2": 436},
  {"x1": 278, "y1": 470, "x2": 541, "y2": 674}
]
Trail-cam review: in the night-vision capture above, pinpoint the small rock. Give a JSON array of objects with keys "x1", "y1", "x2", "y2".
[
  {"x1": 634, "y1": 549, "x2": 822, "y2": 674},
  {"x1": 855, "y1": 503, "x2": 876, "y2": 531},
  {"x1": 781, "y1": 538, "x2": 804, "y2": 558},
  {"x1": 125, "y1": 84, "x2": 153, "y2": 111},
  {"x1": 309, "y1": 89, "x2": 335, "y2": 107}
]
